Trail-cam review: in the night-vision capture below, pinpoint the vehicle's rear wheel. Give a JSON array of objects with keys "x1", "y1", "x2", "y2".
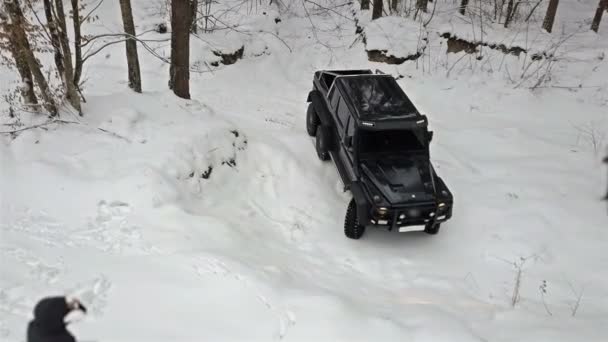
[
  {"x1": 315, "y1": 125, "x2": 330, "y2": 161},
  {"x1": 424, "y1": 222, "x2": 441, "y2": 235},
  {"x1": 345, "y1": 199, "x2": 365, "y2": 239},
  {"x1": 306, "y1": 103, "x2": 319, "y2": 137}
]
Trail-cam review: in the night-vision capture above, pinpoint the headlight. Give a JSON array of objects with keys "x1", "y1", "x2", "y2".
[
  {"x1": 377, "y1": 207, "x2": 388, "y2": 215},
  {"x1": 438, "y1": 203, "x2": 446, "y2": 208},
  {"x1": 374, "y1": 207, "x2": 389, "y2": 218}
]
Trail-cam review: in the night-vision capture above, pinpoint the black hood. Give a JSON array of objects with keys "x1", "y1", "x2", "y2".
[
  {"x1": 31, "y1": 297, "x2": 71, "y2": 333},
  {"x1": 361, "y1": 157, "x2": 435, "y2": 205}
]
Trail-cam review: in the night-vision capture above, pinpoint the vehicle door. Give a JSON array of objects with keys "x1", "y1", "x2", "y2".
[{"x1": 336, "y1": 97, "x2": 357, "y2": 183}]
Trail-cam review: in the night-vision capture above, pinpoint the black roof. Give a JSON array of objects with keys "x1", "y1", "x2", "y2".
[{"x1": 332, "y1": 74, "x2": 422, "y2": 121}]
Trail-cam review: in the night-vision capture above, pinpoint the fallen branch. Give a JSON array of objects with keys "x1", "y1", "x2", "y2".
[{"x1": 0, "y1": 119, "x2": 78, "y2": 134}]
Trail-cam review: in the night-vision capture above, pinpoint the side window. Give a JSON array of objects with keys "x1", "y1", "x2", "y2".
[
  {"x1": 337, "y1": 97, "x2": 349, "y2": 128},
  {"x1": 329, "y1": 87, "x2": 339, "y2": 109},
  {"x1": 346, "y1": 116, "x2": 355, "y2": 138}
]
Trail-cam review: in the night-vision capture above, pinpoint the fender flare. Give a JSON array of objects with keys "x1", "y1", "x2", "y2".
[
  {"x1": 350, "y1": 182, "x2": 370, "y2": 224},
  {"x1": 308, "y1": 90, "x2": 332, "y2": 126}
]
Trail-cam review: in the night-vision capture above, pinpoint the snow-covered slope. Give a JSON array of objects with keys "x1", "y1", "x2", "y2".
[{"x1": 1, "y1": 1, "x2": 607, "y2": 341}]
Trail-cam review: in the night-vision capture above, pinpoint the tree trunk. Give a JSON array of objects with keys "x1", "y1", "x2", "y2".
[
  {"x1": 190, "y1": 0, "x2": 198, "y2": 33},
  {"x1": 0, "y1": 18, "x2": 38, "y2": 104},
  {"x1": 372, "y1": 0, "x2": 382, "y2": 19},
  {"x1": 4, "y1": 0, "x2": 58, "y2": 115},
  {"x1": 504, "y1": 0, "x2": 522, "y2": 28},
  {"x1": 417, "y1": 0, "x2": 428, "y2": 12},
  {"x1": 42, "y1": 0, "x2": 64, "y2": 78},
  {"x1": 54, "y1": 0, "x2": 81, "y2": 114},
  {"x1": 119, "y1": 0, "x2": 142, "y2": 93},
  {"x1": 542, "y1": 0, "x2": 559, "y2": 33},
  {"x1": 8, "y1": 41, "x2": 38, "y2": 105},
  {"x1": 391, "y1": 0, "x2": 399, "y2": 13},
  {"x1": 171, "y1": 0, "x2": 191, "y2": 99},
  {"x1": 591, "y1": 0, "x2": 607, "y2": 33},
  {"x1": 361, "y1": 0, "x2": 370, "y2": 10},
  {"x1": 460, "y1": 0, "x2": 469, "y2": 15},
  {"x1": 71, "y1": 0, "x2": 83, "y2": 88}
]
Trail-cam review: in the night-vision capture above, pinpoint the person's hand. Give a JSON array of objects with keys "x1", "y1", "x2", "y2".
[{"x1": 66, "y1": 297, "x2": 87, "y2": 313}]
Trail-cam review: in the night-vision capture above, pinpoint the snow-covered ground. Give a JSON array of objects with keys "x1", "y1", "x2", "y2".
[{"x1": 1, "y1": 0, "x2": 608, "y2": 341}]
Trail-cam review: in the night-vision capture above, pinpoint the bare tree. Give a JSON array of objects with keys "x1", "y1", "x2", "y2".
[
  {"x1": 417, "y1": 0, "x2": 428, "y2": 12},
  {"x1": 391, "y1": 0, "x2": 399, "y2": 13},
  {"x1": 372, "y1": 0, "x2": 382, "y2": 19},
  {"x1": 504, "y1": 0, "x2": 523, "y2": 28},
  {"x1": 42, "y1": 0, "x2": 64, "y2": 78},
  {"x1": 543, "y1": 0, "x2": 559, "y2": 33},
  {"x1": 460, "y1": 0, "x2": 469, "y2": 15},
  {"x1": 190, "y1": 0, "x2": 198, "y2": 33},
  {"x1": 171, "y1": 0, "x2": 191, "y2": 99},
  {"x1": 0, "y1": 15, "x2": 37, "y2": 104},
  {"x1": 361, "y1": 0, "x2": 370, "y2": 10},
  {"x1": 591, "y1": 0, "x2": 607, "y2": 33},
  {"x1": 53, "y1": 0, "x2": 81, "y2": 114},
  {"x1": 4, "y1": 0, "x2": 57, "y2": 115},
  {"x1": 119, "y1": 0, "x2": 142, "y2": 92},
  {"x1": 71, "y1": 0, "x2": 83, "y2": 88}
]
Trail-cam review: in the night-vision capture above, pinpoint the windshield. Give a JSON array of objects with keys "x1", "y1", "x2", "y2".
[{"x1": 358, "y1": 129, "x2": 427, "y2": 155}]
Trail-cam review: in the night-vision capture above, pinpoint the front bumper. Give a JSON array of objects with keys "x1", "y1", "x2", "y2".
[{"x1": 368, "y1": 204, "x2": 452, "y2": 230}]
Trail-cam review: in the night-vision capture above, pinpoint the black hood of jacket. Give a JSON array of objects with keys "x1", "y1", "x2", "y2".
[
  {"x1": 26, "y1": 296, "x2": 87, "y2": 342},
  {"x1": 361, "y1": 157, "x2": 436, "y2": 205},
  {"x1": 31, "y1": 297, "x2": 71, "y2": 334}
]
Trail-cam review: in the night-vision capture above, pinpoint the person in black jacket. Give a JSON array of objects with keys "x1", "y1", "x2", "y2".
[{"x1": 27, "y1": 296, "x2": 87, "y2": 342}]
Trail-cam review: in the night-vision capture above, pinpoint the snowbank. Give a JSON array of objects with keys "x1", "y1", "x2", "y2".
[{"x1": 1, "y1": 0, "x2": 608, "y2": 341}]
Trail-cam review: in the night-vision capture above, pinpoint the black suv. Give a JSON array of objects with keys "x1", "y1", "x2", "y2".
[{"x1": 305, "y1": 69, "x2": 454, "y2": 239}]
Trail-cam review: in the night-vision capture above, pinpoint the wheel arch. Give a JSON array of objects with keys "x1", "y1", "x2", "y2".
[{"x1": 350, "y1": 182, "x2": 370, "y2": 224}]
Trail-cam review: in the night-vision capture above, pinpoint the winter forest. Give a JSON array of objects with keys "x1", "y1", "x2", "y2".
[{"x1": 1, "y1": 0, "x2": 608, "y2": 341}]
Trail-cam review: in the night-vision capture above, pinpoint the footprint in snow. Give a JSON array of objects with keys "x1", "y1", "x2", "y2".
[
  {"x1": 1, "y1": 246, "x2": 64, "y2": 284},
  {"x1": 73, "y1": 200, "x2": 152, "y2": 255}
]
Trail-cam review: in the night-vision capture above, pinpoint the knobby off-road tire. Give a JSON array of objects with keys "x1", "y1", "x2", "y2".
[
  {"x1": 315, "y1": 125, "x2": 330, "y2": 161},
  {"x1": 424, "y1": 222, "x2": 441, "y2": 235},
  {"x1": 306, "y1": 103, "x2": 319, "y2": 137},
  {"x1": 345, "y1": 198, "x2": 365, "y2": 239}
]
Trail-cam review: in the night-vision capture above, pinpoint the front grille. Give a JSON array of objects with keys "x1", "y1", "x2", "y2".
[{"x1": 393, "y1": 205, "x2": 436, "y2": 226}]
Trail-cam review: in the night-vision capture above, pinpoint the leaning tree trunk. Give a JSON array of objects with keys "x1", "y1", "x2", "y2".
[
  {"x1": 8, "y1": 39, "x2": 37, "y2": 105},
  {"x1": 460, "y1": 0, "x2": 469, "y2": 15},
  {"x1": 361, "y1": 0, "x2": 370, "y2": 10},
  {"x1": 71, "y1": 0, "x2": 83, "y2": 88},
  {"x1": 372, "y1": 0, "x2": 382, "y2": 19},
  {"x1": 4, "y1": 0, "x2": 57, "y2": 115},
  {"x1": 53, "y1": 0, "x2": 81, "y2": 114},
  {"x1": 1, "y1": 18, "x2": 37, "y2": 104},
  {"x1": 119, "y1": 0, "x2": 142, "y2": 92},
  {"x1": 42, "y1": 0, "x2": 64, "y2": 79},
  {"x1": 542, "y1": 0, "x2": 559, "y2": 33},
  {"x1": 171, "y1": 0, "x2": 191, "y2": 99},
  {"x1": 591, "y1": 0, "x2": 607, "y2": 33}
]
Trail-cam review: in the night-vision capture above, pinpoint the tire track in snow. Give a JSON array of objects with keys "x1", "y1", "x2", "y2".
[{"x1": 192, "y1": 255, "x2": 296, "y2": 339}]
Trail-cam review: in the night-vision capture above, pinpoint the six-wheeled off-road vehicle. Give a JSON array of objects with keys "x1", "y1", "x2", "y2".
[{"x1": 305, "y1": 69, "x2": 454, "y2": 239}]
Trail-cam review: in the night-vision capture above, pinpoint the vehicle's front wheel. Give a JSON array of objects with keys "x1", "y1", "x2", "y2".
[
  {"x1": 315, "y1": 125, "x2": 330, "y2": 161},
  {"x1": 306, "y1": 103, "x2": 319, "y2": 137},
  {"x1": 424, "y1": 222, "x2": 441, "y2": 235},
  {"x1": 345, "y1": 199, "x2": 365, "y2": 239}
]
